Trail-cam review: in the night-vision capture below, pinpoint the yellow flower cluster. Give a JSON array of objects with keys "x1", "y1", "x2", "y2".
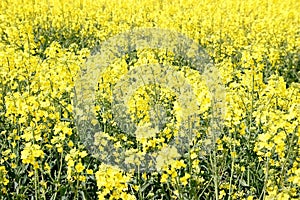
[
  {"x1": 0, "y1": 0, "x2": 299, "y2": 199},
  {"x1": 95, "y1": 164, "x2": 136, "y2": 200},
  {"x1": 65, "y1": 148, "x2": 88, "y2": 182},
  {"x1": 0, "y1": 166, "x2": 9, "y2": 186},
  {"x1": 21, "y1": 143, "x2": 44, "y2": 169}
]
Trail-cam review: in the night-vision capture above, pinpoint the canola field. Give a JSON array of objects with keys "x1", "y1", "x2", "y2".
[{"x1": 0, "y1": 0, "x2": 299, "y2": 199}]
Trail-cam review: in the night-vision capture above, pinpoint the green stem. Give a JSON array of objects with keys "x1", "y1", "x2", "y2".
[
  {"x1": 34, "y1": 168, "x2": 39, "y2": 200},
  {"x1": 259, "y1": 156, "x2": 269, "y2": 200},
  {"x1": 53, "y1": 151, "x2": 64, "y2": 200}
]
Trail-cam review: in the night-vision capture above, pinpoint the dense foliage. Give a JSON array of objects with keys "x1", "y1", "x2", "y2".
[{"x1": 0, "y1": 0, "x2": 299, "y2": 199}]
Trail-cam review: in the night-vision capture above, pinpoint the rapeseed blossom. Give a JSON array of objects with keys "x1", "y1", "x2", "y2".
[{"x1": 0, "y1": 0, "x2": 299, "y2": 199}]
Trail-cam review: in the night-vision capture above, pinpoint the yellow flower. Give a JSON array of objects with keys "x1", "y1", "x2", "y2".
[
  {"x1": 142, "y1": 172, "x2": 147, "y2": 180},
  {"x1": 78, "y1": 175, "x2": 87, "y2": 182},
  {"x1": 0, "y1": 166, "x2": 9, "y2": 186},
  {"x1": 44, "y1": 163, "x2": 51, "y2": 173},
  {"x1": 219, "y1": 190, "x2": 226, "y2": 199},
  {"x1": 247, "y1": 196, "x2": 254, "y2": 200},
  {"x1": 241, "y1": 166, "x2": 245, "y2": 172},
  {"x1": 132, "y1": 185, "x2": 139, "y2": 191},
  {"x1": 179, "y1": 173, "x2": 191, "y2": 186},
  {"x1": 79, "y1": 151, "x2": 88, "y2": 158},
  {"x1": 21, "y1": 143, "x2": 44, "y2": 166},
  {"x1": 161, "y1": 173, "x2": 169, "y2": 183},
  {"x1": 190, "y1": 152, "x2": 197, "y2": 160},
  {"x1": 68, "y1": 141, "x2": 74, "y2": 147},
  {"x1": 75, "y1": 162, "x2": 85, "y2": 173},
  {"x1": 86, "y1": 169, "x2": 93, "y2": 175}
]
